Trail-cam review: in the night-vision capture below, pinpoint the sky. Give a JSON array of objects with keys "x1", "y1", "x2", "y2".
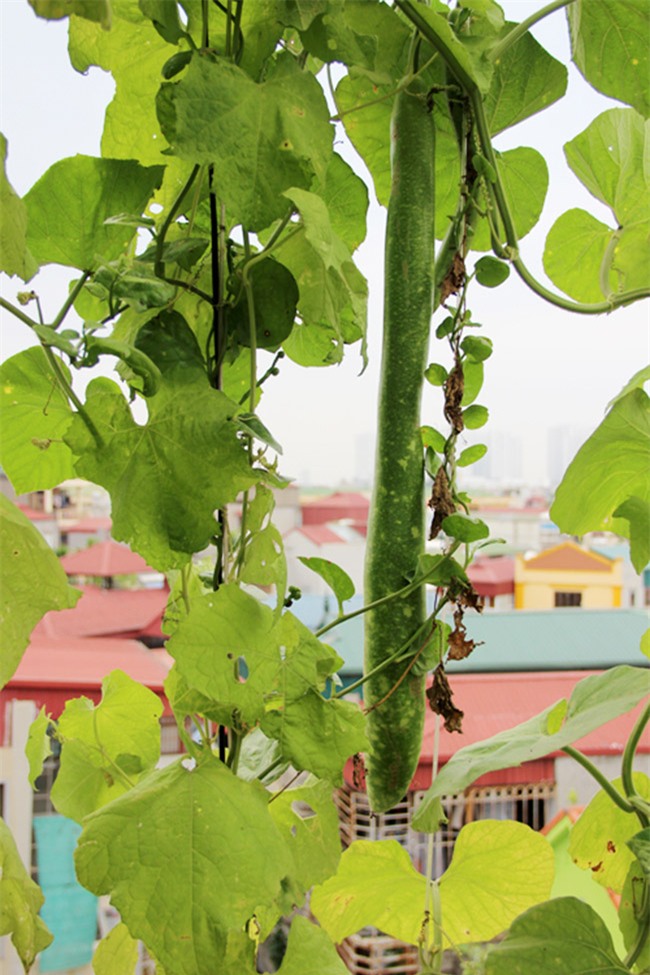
[{"x1": 1, "y1": 0, "x2": 648, "y2": 488}]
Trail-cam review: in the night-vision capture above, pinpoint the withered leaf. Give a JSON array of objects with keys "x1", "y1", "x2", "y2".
[
  {"x1": 428, "y1": 467, "x2": 456, "y2": 540},
  {"x1": 443, "y1": 361, "x2": 464, "y2": 434},
  {"x1": 447, "y1": 606, "x2": 483, "y2": 661},
  {"x1": 439, "y1": 252, "x2": 465, "y2": 303},
  {"x1": 426, "y1": 665, "x2": 464, "y2": 733}
]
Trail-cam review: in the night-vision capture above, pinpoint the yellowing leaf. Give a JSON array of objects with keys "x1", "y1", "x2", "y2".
[
  {"x1": 311, "y1": 839, "x2": 426, "y2": 944},
  {"x1": 569, "y1": 773, "x2": 650, "y2": 893},
  {"x1": 439, "y1": 820, "x2": 554, "y2": 946}
]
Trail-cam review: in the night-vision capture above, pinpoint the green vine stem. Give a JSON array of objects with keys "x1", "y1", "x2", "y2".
[
  {"x1": 52, "y1": 270, "x2": 91, "y2": 330},
  {"x1": 0, "y1": 295, "x2": 39, "y2": 330},
  {"x1": 562, "y1": 745, "x2": 634, "y2": 814},
  {"x1": 489, "y1": 0, "x2": 577, "y2": 62},
  {"x1": 622, "y1": 703, "x2": 650, "y2": 827},
  {"x1": 233, "y1": 228, "x2": 258, "y2": 580},
  {"x1": 316, "y1": 554, "x2": 458, "y2": 639},
  {"x1": 154, "y1": 165, "x2": 200, "y2": 277}
]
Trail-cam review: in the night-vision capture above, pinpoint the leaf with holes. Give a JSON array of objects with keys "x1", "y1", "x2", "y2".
[{"x1": 75, "y1": 760, "x2": 292, "y2": 975}]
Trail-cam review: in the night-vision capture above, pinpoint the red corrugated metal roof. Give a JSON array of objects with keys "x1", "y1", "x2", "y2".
[
  {"x1": 63, "y1": 516, "x2": 113, "y2": 534},
  {"x1": 304, "y1": 492, "x2": 370, "y2": 509},
  {"x1": 301, "y1": 492, "x2": 370, "y2": 526},
  {"x1": 419, "y1": 670, "x2": 649, "y2": 770},
  {"x1": 16, "y1": 505, "x2": 55, "y2": 521},
  {"x1": 32, "y1": 585, "x2": 167, "y2": 640},
  {"x1": 297, "y1": 525, "x2": 351, "y2": 545},
  {"x1": 7, "y1": 637, "x2": 171, "y2": 691},
  {"x1": 60, "y1": 540, "x2": 155, "y2": 576},
  {"x1": 467, "y1": 556, "x2": 514, "y2": 596}
]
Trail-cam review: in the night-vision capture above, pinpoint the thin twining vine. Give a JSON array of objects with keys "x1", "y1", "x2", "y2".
[{"x1": 395, "y1": 0, "x2": 650, "y2": 315}]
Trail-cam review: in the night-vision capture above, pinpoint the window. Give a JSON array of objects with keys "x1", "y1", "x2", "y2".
[{"x1": 554, "y1": 591, "x2": 582, "y2": 607}]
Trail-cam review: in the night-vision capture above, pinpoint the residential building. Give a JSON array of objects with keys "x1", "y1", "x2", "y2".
[{"x1": 514, "y1": 541, "x2": 623, "y2": 609}]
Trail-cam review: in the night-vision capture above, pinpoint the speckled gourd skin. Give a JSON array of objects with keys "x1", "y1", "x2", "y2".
[{"x1": 364, "y1": 81, "x2": 435, "y2": 813}]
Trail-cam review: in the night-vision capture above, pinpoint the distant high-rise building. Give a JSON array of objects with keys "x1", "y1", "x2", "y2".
[
  {"x1": 470, "y1": 430, "x2": 523, "y2": 485},
  {"x1": 547, "y1": 425, "x2": 590, "y2": 488}
]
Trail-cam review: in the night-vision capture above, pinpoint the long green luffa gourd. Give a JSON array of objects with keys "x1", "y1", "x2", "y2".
[{"x1": 364, "y1": 78, "x2": 435, "y2": 812}]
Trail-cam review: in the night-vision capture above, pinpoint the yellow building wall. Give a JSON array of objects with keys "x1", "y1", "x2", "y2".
[{"x1": 514, "y1": 557, "x2": 623, "y2": 610}]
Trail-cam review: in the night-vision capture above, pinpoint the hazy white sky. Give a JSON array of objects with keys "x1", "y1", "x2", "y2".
[{"x1": 1, "y1": 0, "x2": 648, "y2": 487}]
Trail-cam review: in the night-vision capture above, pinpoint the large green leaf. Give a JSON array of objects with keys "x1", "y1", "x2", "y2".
[
  {"x1": 24, "y1": 156, "x2": 164, "y2": 272},
  {"x1": 565, "y1": 109, "x2": 648, "y2": 225},
  {"x1": 0, "y1": 133, "x2": 37, "y2": 279},
  {"x1": 543, "y1": 209, "x2": 612, "y2": 303},
  {"x1": 471, "y1": 147, "x2": 548, "y2": 251},
  {"x1": 412, "y1": 666, "x2": 650, "y2": 831},
  {"x1": 65, "y1": 373, "x2": 257, "y2": 571},
  {"x1": 51, "y1": 670, "x2": 163, "y2": 822},
  {"x1": 0, "y1": 496, "x2": 80, "y2": 690},
  {"x1": 484, "y1": 25, "x2": 567, "y2": 134},
  {"x1": 486, "y1": 897, "x2": 628, "y2": 974},
  {"x1": 311, "y1": 839, "x2": 426, "y2": 944},
  {"x1": 158, "y1": 53, "x2": 333, "y2": 230},
  {"x1": 167, "y1": 584, "x2": 278, "y2": 727},
  {"x1": 318, "y1": 152, "x2": 369, "y2": 253},
  {"x1": 271, "y1": 221, "x2": 367, "y2": 365},
  {"x1": 550, "y1": 389, "x2": 650, "y2": 571},
  {"x1": 0, "y1": 817, "x2": 53, "y2": 970},
  {"x1": 69, "y1": 10, "x2": 171, "y2": 164},
  {"x1": 278, "y1": 915, "x2": 348, "y2": 975},
  {"x1": 438, "y1": 820, "x2": 554, "y2": 946},
  {"x1": 28, "y1": 0, "x2": 111, "y2": 27},
  {"x1": 569, "y1": 774, "x2": 650, "y2": 894},
  {"x1": 261, "y1": 688, "x2": 367, "y2": 782},
  {"x1": 75, "y1": 759, "x2": 292, "y2": 975},
  {"x1": 0, "y1": 347, "x2": 76, "y2": 492},
  {"x1": 568, "y1": 0, "x2": 650, "y2": 118},
  {"x1": 544, "y1": 110, "x2": 650, "y2": 299}
]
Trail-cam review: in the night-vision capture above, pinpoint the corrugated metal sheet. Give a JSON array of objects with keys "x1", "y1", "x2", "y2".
[
  {"x1": 33, "y1": 585, "x2": 167, "y2": 640},
  {"x1": 33, "y1": 816, "x2": 97, "y2": 973},
  {"x1": 60, "y1": 539, "x2": 155, "y2": 576},
  {"x1": 327, "y1": 605, "x2": 649, "y2": 675},
  {"x1": 419, "y1": 670, "x2": 650, "y2": 769}
]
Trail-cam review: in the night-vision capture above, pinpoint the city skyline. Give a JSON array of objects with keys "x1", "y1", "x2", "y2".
[{"x1": 0, "y1": 1, "x2": 648, "y2": 492}]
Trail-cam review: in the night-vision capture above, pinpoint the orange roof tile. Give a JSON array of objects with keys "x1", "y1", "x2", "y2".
[{"x1": 523, "y1": 542, "x2": 614, "y2": 573}]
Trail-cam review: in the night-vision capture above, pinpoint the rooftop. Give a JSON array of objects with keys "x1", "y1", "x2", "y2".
[{"x1": 60, "y1": 540, "x2": 155, "y2": 576}]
